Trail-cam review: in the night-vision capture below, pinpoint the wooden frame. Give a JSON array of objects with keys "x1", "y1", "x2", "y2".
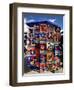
[{"x1": 9, "y1": 3, "x2": 72, "y2": 86}]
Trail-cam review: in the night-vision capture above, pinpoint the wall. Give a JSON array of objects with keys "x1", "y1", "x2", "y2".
[{"x1": 0, "y1": 0, "x2": 74, "y2": 90}]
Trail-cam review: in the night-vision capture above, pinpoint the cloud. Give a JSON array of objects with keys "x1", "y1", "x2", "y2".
[
  {"x1": 24, "y1": 18, "x2": 36, "y2": 23},
  {"x1": 26, "y1": 19, "x2": 35, "y2": 23},
  {"x1": 48, "y1": 19, "x2": 56, "y2": 23}
]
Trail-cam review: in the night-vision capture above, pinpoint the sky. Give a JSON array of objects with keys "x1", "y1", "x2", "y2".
[{"x1": 23, "y1": 13, "x2": 64, "y2": 29}]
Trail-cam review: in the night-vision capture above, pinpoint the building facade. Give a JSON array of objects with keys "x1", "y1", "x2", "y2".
[{"x1": 24, "y1": 21, "x2": 63, "y2": 73}]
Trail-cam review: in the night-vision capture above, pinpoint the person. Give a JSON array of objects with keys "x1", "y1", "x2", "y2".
[{"x1": 56, "y1": 27, "x2": 61, "y2": 42}]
